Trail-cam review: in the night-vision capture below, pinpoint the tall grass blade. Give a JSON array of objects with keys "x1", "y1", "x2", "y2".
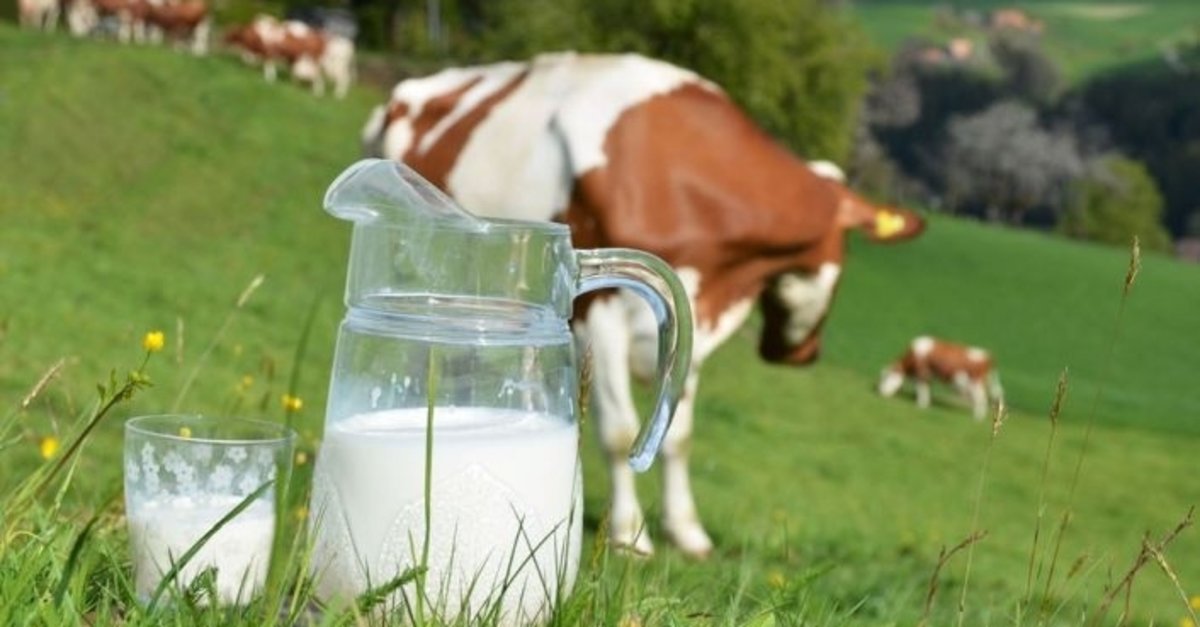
[
  {"x1": 53, "y1": 494, "x2": 115, "y2": 606},
  {"x1": 355, "y1": 565, "x2": 423, "y2": 614},
  {"x1": 415, "y1": 346, "x2": 439, "y2": 626},
  {"x1": 1023, "y1": 369, "x2": 1068, "y2": 611},
  {"x1": 956, "y1": 401, "x2": 1006, "y2": 627},
  {"x1": 1043, "y1": 237, "x2": 1143, "y2": 614},
  {"x1": 282, "y1": 293, "x2": 321, "y2": 429}
]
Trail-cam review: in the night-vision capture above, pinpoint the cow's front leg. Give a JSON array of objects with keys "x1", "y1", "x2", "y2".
[
  {"x1": 660, "y1": 371, "x2": 712, "y2": 558},
  {"x1": 263, "y1": 60, "x2": 277, "y2": 83},
  {"x1": 915, "y1": 377, "x2": 931, "y2": 409},
  {"x1": 579, "y1": 299, "x2": 654, "y2": 556}
]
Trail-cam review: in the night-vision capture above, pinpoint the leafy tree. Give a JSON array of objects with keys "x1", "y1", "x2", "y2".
[
  {"x1": 938, "y1": 100, "x2": 1084, "y2": 222},
  {"x1": 1059, "y1": 154, "x2": 1172, "y2": 252},
  {"x1": 1074, "y1": 49, "x2": 1200, "y2": 236}
]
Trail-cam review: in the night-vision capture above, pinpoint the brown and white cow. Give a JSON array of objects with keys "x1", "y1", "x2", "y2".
[
  {"x1": 224, "y1": 16, "x2": 354, "y2": 98},
  {"x1": 360, "y1": 52, "x2": 925, "y2": 558},
  {"x1": 143, "y1": 0, "x2": 210, "y2": 55},
  {"x1": 878, "y1": 336, "x2": 1004, "y2": 420}
]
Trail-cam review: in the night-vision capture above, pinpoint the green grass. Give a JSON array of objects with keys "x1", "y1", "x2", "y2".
[
  {"x1": 2, "y1": 25, "x2": 1199, "y2": 625},
  {"x1": 849, "y1": 0, "x2": 1200, "y2": 83}
]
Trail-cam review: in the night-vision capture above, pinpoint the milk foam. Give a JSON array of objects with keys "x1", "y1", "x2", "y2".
[
  {"x1": 310, "y1": 407, "x2": 581, "y2": 624},
  {"x1": 127, "y1": 497, "x2": 275, "y2": 605}
]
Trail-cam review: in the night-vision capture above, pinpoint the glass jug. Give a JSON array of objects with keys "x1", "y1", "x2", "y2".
[{"x1": 309, "y1": 160, "x2": 693, "y2": 623}]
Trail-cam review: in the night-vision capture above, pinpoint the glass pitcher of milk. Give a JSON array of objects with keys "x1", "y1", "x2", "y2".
[{"x1": 309, "y1": 159, "x2": 693, "y2": 624}]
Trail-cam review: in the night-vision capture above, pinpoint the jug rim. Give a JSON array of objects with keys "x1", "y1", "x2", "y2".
[{"x1": 348, "y1": 215, "x2": 571, "y2": 237}]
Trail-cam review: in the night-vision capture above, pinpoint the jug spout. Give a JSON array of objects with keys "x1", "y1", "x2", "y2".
[{"x1": 324, "y1": 159, "x2": 483, "y2": 228}]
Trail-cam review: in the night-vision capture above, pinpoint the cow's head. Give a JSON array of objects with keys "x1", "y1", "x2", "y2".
[
  {"x1": 757, "y1": 186, "x2": 924, "y2": 366},
  {"x1": 877, "y1": 364, "x2": 906, "y2": 397}
]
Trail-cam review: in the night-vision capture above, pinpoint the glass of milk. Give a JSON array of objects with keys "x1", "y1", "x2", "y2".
[{"x1": 123, "y1": 414, "x2": 295, "y2": 606}]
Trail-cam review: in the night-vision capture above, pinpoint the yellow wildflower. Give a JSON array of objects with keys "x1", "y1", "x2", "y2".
[
  {"x1": 241, "y1": 375, "x2": 254, "y2": 389},
  {"x1": 179, "y1": 426, "x2": 192, "y2": 438},
  {"x1": 282, "y1": 394, "x2": 303, "y2": 413},
  {"x1": 39, "y1": 436, "x2": 60, "y2": 460},
  {"x1": 767, "y1": 570, "x2": 786, "y2": 589},
  {"x1": 1180, "y1": 617, "x2": 1195, "y2": 627},
  {"x1": 142, "y1": 330, "x2": 165, "y2": 353},
  {"x1": 1192, "y1": 595, "x2": 1200, "y2": 611},
  {"x1": 295, "y1": 451, "x2": 308, "y2": 466}
]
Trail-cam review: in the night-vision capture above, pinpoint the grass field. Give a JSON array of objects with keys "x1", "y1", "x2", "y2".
[
  {"x1": 2, "y1": 25, "x2": 1199, "y2": 625},
  {"x1": 849, "y1": 0, "x2": 1200, "y2": 83}
]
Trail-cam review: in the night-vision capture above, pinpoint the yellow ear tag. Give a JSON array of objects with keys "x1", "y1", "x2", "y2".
[{"x1": 875, "y1": 210, "x2": 906, "y2": 239}]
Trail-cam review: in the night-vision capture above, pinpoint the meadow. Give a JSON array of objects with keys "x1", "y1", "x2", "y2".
[
  {"x1": 850, "y1": 0, "x2": 1200, "y2": 83},
  {"x1": 2, "y1": 25, "x2": 1199, "y2": 625}
]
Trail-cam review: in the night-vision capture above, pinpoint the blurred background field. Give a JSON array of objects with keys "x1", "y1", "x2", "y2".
[
  {"x1": 852, "y1": 0, "x2": 1200, "y2": 82},
  {"x1": 3, "y1": 0, "x2": 1200, "y2": 623}
]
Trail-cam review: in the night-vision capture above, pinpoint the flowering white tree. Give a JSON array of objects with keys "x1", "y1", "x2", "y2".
[{"x1": 940, "y1": 101, "x2": 1084, "y2": 223}]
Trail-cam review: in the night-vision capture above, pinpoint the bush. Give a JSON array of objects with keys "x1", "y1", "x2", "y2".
[
  {"x1": 1058, "y1": 154, "x2": 1172, "y2": 252},
  {"x1": 468, "y1": 0, "x2": 878, "y2": 162}
]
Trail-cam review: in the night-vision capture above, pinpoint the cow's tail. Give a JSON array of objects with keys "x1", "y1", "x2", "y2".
[{"x1": 360, "y1": 104, "x2": 387, "y2": 158}]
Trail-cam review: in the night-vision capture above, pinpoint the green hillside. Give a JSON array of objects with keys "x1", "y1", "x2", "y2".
[
  {"x1": 1, "y1": 25, "x2": 1198, "y2": 625},
  {"x1": 850, "y1": 0, "x2": 1200, "y2": 83}
]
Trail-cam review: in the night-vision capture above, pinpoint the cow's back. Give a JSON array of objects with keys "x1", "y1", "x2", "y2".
[{"x1": 376, "y1": 54, "x2": 713, "y2": 224}]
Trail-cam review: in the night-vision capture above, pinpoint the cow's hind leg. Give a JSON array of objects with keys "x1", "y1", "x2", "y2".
[
  {"x1": 579, "y1": 297, "x2": 654, "y2": 556},
  {"x1": 660, "y1": 371, "x2": 713, "y2": 558},
  {"x1": 190, "y1": 17, "x2": 210, "y2": 56},
  {"x1": 968, "y1": 379, "x2": 988, "y2": 421}
]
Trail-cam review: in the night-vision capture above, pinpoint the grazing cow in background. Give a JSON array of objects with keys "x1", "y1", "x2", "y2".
[
  {"x1": 63, "y1": 0, "x2": 98, "y2": 36},
  {"x1": 19, "y1": 0, "x2": 59, "y2": 31},
  {"x1": 224, "y1": 16, "x2": 355, "y2": 98},
  {"x1": 878, "y1": 335, "x2": 1004, "y2": 420},
  {"x1": 143, "y1": 0, "x2": 210, "y2": 55},
  {"x1": 360, "y1": 52, "x2": 926, "y2": 557}
]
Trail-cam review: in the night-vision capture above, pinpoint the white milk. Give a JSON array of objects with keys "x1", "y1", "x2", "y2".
[
  {"x1": 310, "y1": 407, "x2": 581, "y2": 624},
  {"x1": 127, "y1": 497, "x2": 275, "y2": 605}
]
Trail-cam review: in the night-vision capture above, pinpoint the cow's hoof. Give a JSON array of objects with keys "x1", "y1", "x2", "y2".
[{"x1": 664, "y1": 522, "x2": 713, "y2": 559}]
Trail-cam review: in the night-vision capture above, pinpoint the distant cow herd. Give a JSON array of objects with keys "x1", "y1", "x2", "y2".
[{"x1": 17, "y1": 0, "x2": 354, "y2": 98}]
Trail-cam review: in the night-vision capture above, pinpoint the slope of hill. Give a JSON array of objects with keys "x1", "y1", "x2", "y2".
[{"x1": 1, "y1": 26, "x2": 1197, "y2": 625}]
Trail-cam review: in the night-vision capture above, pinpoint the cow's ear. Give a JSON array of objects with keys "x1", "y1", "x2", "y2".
[{"x1": 863, "y1": 207, "x2": 925, "y2": 243}]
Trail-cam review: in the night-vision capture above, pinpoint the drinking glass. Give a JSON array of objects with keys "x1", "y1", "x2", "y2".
[{"x1": 123, "y1": 414, "x2": 295, "y2": 606}]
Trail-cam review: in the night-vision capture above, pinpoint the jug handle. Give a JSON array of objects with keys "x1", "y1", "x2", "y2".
[{"x1": 576, "y1": 248, "x2": 694, "y2": 473}]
